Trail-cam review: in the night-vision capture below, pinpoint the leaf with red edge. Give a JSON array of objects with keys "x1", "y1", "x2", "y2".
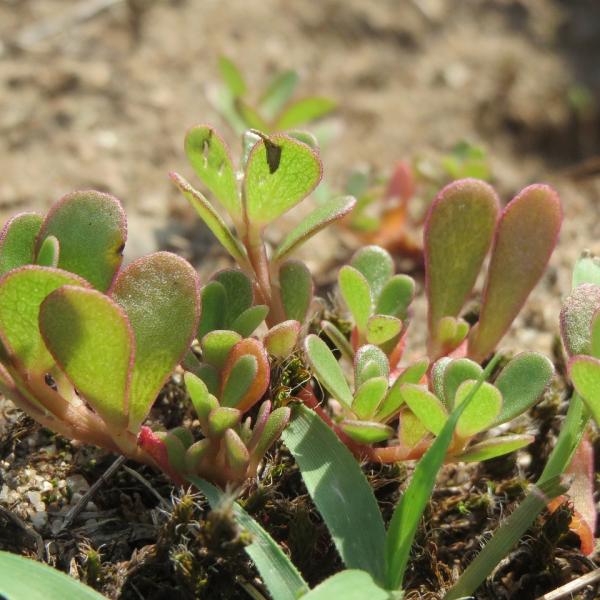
[
  {"x1": 0, "y1": 212, "x2": 42, "y2": 275},
  {"x1": 425, "y1": 179, "x2": 499, "y2": 348},
  {"x1": 468, "y1": 184, "x2": 562, "y2": 362},
  {"x1": 137, "y1": 426, "x2": 184, "y2": 483},
  {"x1": 36, "y1": 191, "x2": 126, "y2": 291},
  {"x1": 220, "y1": 338, "x2": 270, "y2": 412},
  {"x1": 264, "y1": 320, "x2": 301, "y2": 357},
  {"x1": 112, "y1": 252, "x2": 200, "y2": 430}
]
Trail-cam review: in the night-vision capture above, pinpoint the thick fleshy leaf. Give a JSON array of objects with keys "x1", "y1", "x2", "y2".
[
  {"x1": 249, "y1": 405, "x2": 291, "y2": 461},
  {"x1": 260, "y1": 70, "x2": 299, "y2": 119},
  {"x1": 279, "y1": 260, "x2": 313, "y2": 322},
  {"x1": 591, "y1": 310, "x2": 600, "y2": 359},
  {"x1": 375, "y1": 274, "x2": 415, "y2": 319},
  {"x1": 170, "y1": 173, "x2": 250, "y2": 268},
  {"x1": 457, "y1": 434, "x2": 534, "y2": 462},
  {"x1": 321, "y1": 320, "x2": 354, "y2": 361},
  {"x1": 185, "y1": 439, "x2": 211, "y2": 473},
  {"x1": 40, "y1": 286, "x2": 133, "y2": 428},
  {"x1": 244, "y1": 133, "x2": 322, "y2": 225},
  {"x1": 354, "y1": 345, "x2": 389, "y2": 388},
  {"x1": 274, "y1": 195, "x2": 356, "y2": 261},
  {"x1": 340, "y1": 420, "x2": 395, "y2": 444},
  {"x1": 184, "y1": 372, "x2": 218, "y2": 425},
  {"x1": 431, "y1": 357, "x2": 452, "y2": 399},
  {"x1": 220, "y1": 338, "x2": 270, "y2": 412},
  {"x1": 112, "y1": 252, "x2": 200, "y2": 429},
  {"x1": 401, "y1": 384, "x2": 448, "y2": 435},
  {"x1": 201, "y1": 330, "x2": 242, "y2": 368},
  {"x1": 305, "y1": 334, "x2": 353, "y2": 407},
  {"x1": 0, "y1": 212, "x2": 42, "y2": 274},
  {"x1": 468, "y1": 184, "x2": 562, "y2": 362},
  {"x1": 37, "y1": 190, "x2": 126, "y2": 291},
  {"x1": 221, "y1": 354, "x2": 258, "y2": 408},
  {"x1": 366, "y1": 314, "x2": 402, "y2": 346},
  {"x1": 197, "y1": 281, "x2": 226, "y2": 338},
  {"x1": 264, "y1": 320, "x2": 301, "y2": 357},
  {"x1": 339, "y1": 266, "x2": 372, "y2": 334},
  {"x1": 396, "y1": 358, "x2": 429, "y2": 385},
  {"x1": 425, "y1": 179, "x2": 499, "y2": 338},
  {"x1": 0, "y1": 551, "x2": 107, "y2": 600},
  {"x1": 230, "y1": 305, "x2": 269, "y2": 337},
  {"x1": 213, "y1": 269, "x2": 254, "y2": 325},
  {"x1": 352, "y1": 376, "x2": 388, "y2": 420},
  {"x1": 443, "y1": 358, "x2": 482, "y2": 407},
  {"x1": 351, "y1": 246, "x2": 394, "y2": 299},
  {"x1": 434, "y1": 316, "x2": 469, "y2": 356},
  {"x1": 572, "y1": 253, "x2": 600, "y2": 288},
  {"x1": 493, "y1": 352, "x2": 553, "y2": 424},
  {"x1": 560, "y1": 283, "x2": 600, "y2": 357},
  {"x1": 568, "y1": 355, "x2": 600, "y2": 426},
  {"x1": 193, "y1": 362, "x2": 220, "y2": 396},
  {"x1": 224, "y1": 428, "x2": 250, "y2": 476},
  {"x1": 164, "y1": 432, "x2": 187, "y2": 473},
  {"x1": 455, "y1": 380, "x2": 502, "y2": 438},
  {"x1": 0, "y1": 266, "x2": 89, "y2": 372},
  {"x1": 275, "y1": 97, "x2": 337, "y2": 129},
  {"x1": 36, "y1": 236, "x2": 59, "y2": 267},
  {"x1": 184, "y1": 125, "x2": 240, "y2": 219},
  {"x1": 398, "y1": 409, "x2": 429, "y2": 449},
  {"x1": 208, "y1": 406, "x2": 242, "y2": 436}
]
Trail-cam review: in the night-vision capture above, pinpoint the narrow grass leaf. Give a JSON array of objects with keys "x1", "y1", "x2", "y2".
[
  {"x1": 282, "y1": 405, "x2": 387, "y2": 584},
  {"x1": 190, "y1": 476, "x2": 309, "y2": 600},
  {"x1": 299, "y1": 570, "x2": 392, "y2": 600}
]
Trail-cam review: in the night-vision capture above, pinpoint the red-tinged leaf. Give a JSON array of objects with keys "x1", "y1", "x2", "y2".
[
  {"x1": 264, "y1": 320, "x2": 301, "y2": 357},
  {"x1": 112, "y1": 252, "x2": 201, "y2": 430},
  {"x1": 224, "y1": 428, "x2": 250, "y2": 477},
  {"x1": 40, "y1": 286, "x2": 133, "y2": 429},
  {"x1": 0, "y1": 266, "x2": 90, "y2": 373},
  {"x1": 249, "y1": 405, "x2": 290, "y2": 462},
  {"x1": 36, "y1": 190, "x2": 127, "y2": 291},
  {"x1": 425, "y1": 179, "x2": 499, "y2": 347},
  {"x1": 384, "y1": 161, "x2": 415, "y2": 204},
  {"x1": 560, "y1": 284, "x2": 600, "y2": 357},
  {"x1": 220, "y1": 338, "x2": 270, "y2": 412},
  {"x1": 468, "y1": 184, "x2": 562, "y2": 362},
  {"x1": 137, "y1": 426, "x2": 184, "y2": 483},
  {"x1": 0, "y1": 212, "x2": 42, "y2": 275}
]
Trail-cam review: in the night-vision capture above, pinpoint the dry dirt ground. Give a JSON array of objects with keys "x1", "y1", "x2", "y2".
[{"x1": 0, "y1": 1, "x2": 600, "y2": 598}]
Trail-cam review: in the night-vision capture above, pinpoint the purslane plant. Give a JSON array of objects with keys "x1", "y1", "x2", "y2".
[{"x1": 0, "y1": 191, "x2": 201, "y2": 478}]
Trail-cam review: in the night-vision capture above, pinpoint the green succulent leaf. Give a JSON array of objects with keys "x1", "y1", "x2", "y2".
[
  {"x1": 184, "y1": 372, "x2": 218, "y2": 424},
  {"x1": 184, "y1": 125, "x2": 241, "y2": 219},
  {"x1": 0, "y1": 551, "x2": 107, "y2": 600},
  {"x1": 279, "y1": 260, "x2": 313, "y2": 322},
  {"x1": 275, "y1": 97, "x2": 337, "y2": 130},
  {"x1": 442, "y1": 358, "x2": 482, "y2": 408},
  {"x1": 305, "y1": 334, "x2": 353, "y2": 408},
  {"x1": 396, "y1": 359, "x2": 429, "y2": 385},
  {"x1": 454, "y1": 380, "x2": 502, "y2": 438},
  {"x1": 352, "y1": 376, "x2": 388, "y2": 420},
  {"x1": 401, "y1": 384, "x2": 448, "y2": 435},
  {"x1": 192, "y1": 361, "x2": 220, "y2": 396},
  {"x1": 264, "y1": 320, "x2": 301, "y2": 358},
  {"x1": 164, "y1": 432, "x2": 186, "y2": 473},
  {"x1": 221, "y1": 354, "x2": 258, "y2": 409},
  {"x1": 224, "y1": 428, "x2": 250, "y2": 475},
  {"x1": 560, "y1": 283, "x2": 600, "y2": 357},
  {"x1": 457, "y1": 434, "x2": 534, "y2": 462},
  {"x1": 249, "y1": 404, "x2": 291, "y2": 461},
  {"x1": 208, "y1": 406, "x2": 242, "y2": 436},
  {"x1": 568, "y1": 355, "x2": 600, "y2": 426},
  {"x1": 244, "y1": 133, "x2": 322, "y2": 226},
  {"x1": 112, "y1": 252, "x2": 200, "y2": 430},
  {"x1": 37, "y1": 190, "x2": 126, "y2": 291},
  {"x1": 213, "y1": 269, "x2": 254, "y2": 325},
  {"x1": 0, "y1": 266, "x2": 89, "y2": 373},
  {"x1": 197, "y1": 281, "x2": 227, "y2": 338},
  {"x1": 259, "y1": 70, "x2": 299, "y2": 120},
  {"x1": 230, "y1": 305, "x2": 269, "y2": 337},
  {"x1": 398, "y1": 409, "x2": 429, "y2": 449},
  {"x1": 431, "y1": 357, "x2": 452, "y2": 399},
  {"x1": 340, "y1": 420, "x2": 395, "y2": 444},
  {"x1": 468, "y1": 184, "x2": 562, "y2": 362},
  {"x1": 185, "y1": 439, "x2": 211, "y2": 472},
  {"x1": 591, "y1": 311, "x2": 600, "y2": 359},
  {"x1": 366, "y1": 314, "x2": 403, "y2": 346},
  {"x1": 40, "y1": 286, "x2": 132, "y2": 429},
  {"x1": 493, "y1": 352, "x2": 553, "y2": 425},
  {"x1": 339, "y1": 266, "x2": 372, "y2": 334},
  {"x1": 170, "y1": 173, "x2": 250, "y2": 268},
  {"x1": 0, "y1": 212, "x2": 42, "y2": 275},
  {"x1": 573, "y1": 253, "x2": 600, "y2": 288},
  {"x1": 435, "y1": 316, "x2": 469, "y2": 355},
  {"x1": 425, "y1": 179, "x2": 498, "y2": 340},
  {"x1": 354, "y1": 345, "x2": 389, "y2": 388},
  {"x1": 274, "y1": 195, "x2": 356, "y2": 262},
  {"x1": 351, "y1": 246, "x2": 394, "y2": 299},
  {"x1": 375, "y1": 274, "x2": 415, "y2": 319},
  {"x1": 36, "y1": 236, "x2": 59, "y2": 267},
  {"x1": 218, "y1": 56, "x2": 246, "y2": 98},
  {"x1": 201, "y1": 330, "x2": 242, "y2": 369}
]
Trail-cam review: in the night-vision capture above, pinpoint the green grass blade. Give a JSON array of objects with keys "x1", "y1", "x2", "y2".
[
  {"x1": 282, "y1": 404, "x2": 387, "y2": 584},
  {"x1": 300, "y1": 570, "x2": 395, "y2": 600},
  {"x1": 384, "y1": 355, "x2": 501, "y2": 590},
  {"x1": 189, "y1": 476, "x2": 309, "y2": 600},
  {"x1": 443, "y1": 476, "x2": 568, "y2": 600},
  {"x1": 275, "y1": 97, "x2": 338, "y2": 130},
  {"x1": 0, "y1": 551, "x2": 107, "y2": 599}
]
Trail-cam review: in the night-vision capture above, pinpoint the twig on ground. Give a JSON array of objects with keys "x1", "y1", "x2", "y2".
[
  {"x1": 121, "y1": 464, "x2": 171, "y2": 510},
  {"x1": 536, "y1": 567, "x2": 600, "y2": 600},
  {"x1": 0, "y1": 504, "x2": 44, "y2": 560}
]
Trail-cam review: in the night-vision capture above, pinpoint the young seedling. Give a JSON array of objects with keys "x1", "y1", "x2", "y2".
[
  {"x1": 0, "y1": 191, "x2": 201, "y2": 481},
  {"x1": 171, "y1": 125, "x2": 355, "y2": 327},
  {"x1": 211, "y1": 56, "x2": 337, "y2": 136}
]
